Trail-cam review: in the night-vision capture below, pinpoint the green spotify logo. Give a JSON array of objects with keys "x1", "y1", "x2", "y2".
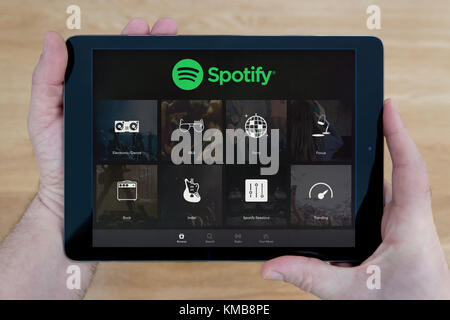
[
  {"x1": 172, "y1": 58, "x2": 275, "y2": 90},
  {"x1": 172, "y1": 58, "x2": 204, "y2": 90}
]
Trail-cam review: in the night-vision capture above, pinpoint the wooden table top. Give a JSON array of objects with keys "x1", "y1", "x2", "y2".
[{"x1": 0, "y1": 0, "x2": 449, "y2": 299}]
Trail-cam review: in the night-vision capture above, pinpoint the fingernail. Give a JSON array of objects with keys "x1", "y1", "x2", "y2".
[
  {"x1": 389, "y1": 98, "x2": 398, "y2": 111},
  {"x1": 263, "y1": 270, "x2": 284, "y2": 281}
]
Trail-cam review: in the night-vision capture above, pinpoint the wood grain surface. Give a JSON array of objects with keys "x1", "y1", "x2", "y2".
[{"x1": 0, "y1": 0, "x2": 449, "y2": 299}]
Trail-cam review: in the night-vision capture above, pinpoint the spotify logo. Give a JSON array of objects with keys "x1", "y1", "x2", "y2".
[
  {"x1": 172, "y1": 58, "x2": 204, "y2": 90},
  {"x1": 172, "y1": 58, "x2": 275, "y2": 90}
]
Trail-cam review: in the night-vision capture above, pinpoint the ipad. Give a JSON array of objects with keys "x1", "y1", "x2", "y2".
[{"x1": 64, "y1": 36, "x2": 383, "y2": 262}]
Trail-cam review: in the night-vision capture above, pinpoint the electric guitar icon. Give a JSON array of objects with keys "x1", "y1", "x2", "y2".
[{"x1": 183, "y1": 178, "x2": 201, "y2": 203}]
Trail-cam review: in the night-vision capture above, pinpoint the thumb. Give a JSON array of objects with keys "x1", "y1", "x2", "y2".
[
  {"x1": 30, "y1": 31, "x2": 67, "y2": 112},
  {"x1": 383, "y1": 98, "x2": 431, "y2": 210},
  {"x1": 28, "y1": 31, "x2": 67, "y2": 138},
  {"x1": 261, "y1": 256, "x2": 353, "y2": 299}
]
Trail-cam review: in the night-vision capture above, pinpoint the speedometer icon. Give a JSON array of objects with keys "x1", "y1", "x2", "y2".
[{"x1": 308, "y1": 182, "x2": 334, "y2": 200}]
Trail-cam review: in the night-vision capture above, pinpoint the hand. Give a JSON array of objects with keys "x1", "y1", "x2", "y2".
[
  {"x1": 261, "y1": 99, "x2": 450, "y2": 299},
  {"x1": 0, "y1": 18, "x2": 177, "y2": 300},
  {"x1": 29, "y1": 17, "x2": 178, "y2": 219}
]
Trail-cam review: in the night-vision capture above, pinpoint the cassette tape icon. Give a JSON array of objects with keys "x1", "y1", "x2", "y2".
[{"x1": 114, "y1": 120, "x2": 139, "y2": 133}]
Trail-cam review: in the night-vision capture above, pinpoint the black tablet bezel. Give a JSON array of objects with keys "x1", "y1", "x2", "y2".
[{"x1": 64, "y1": 35, "x2": 383, "y2": 262}]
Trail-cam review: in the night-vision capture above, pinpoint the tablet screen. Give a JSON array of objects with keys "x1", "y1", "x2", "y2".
[{"x1": 92, "y1": 49, "x2": 355, "y2": 248}]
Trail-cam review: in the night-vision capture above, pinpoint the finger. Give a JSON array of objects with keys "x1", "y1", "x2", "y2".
[
  {"x1": 261, "y1": 256, "x2": 353, "y2": 299},
  {"x1": 331, "y1": 262, "x2": 353, "y2": 267},
  {"x1": 122, "y1": 18, "x2": 150, "y2": 35},
  {"x1": 30, "y1": 31, "x2": 67, "y2": 115},
  {"x1": 384, "y1": 180, "x2": 392, "y2": 206},
  {"x1": 150, "y1": 17, "x2": 178, "y2": 35},
  {"x1": 383, "y1": 99, "x2": 431, "y2": 209}
]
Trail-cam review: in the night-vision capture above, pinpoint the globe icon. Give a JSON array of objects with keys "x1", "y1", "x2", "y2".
[{"x1": 245, "y1": 113, "x2": 267, "y2": 138}]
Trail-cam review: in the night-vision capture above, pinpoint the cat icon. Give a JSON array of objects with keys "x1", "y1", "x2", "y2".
[{"x1": 183, "y1": 178, "x2": 201, "y2": 203}]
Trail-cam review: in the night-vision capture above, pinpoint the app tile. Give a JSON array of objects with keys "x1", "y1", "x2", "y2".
[
  {"x1": 289, "y1": 100, "x2": 352, "y2": 162},
  {"x1": 95, "y1": 100, "x2": 158, "y2": 162},
  {"x1": 226, "y1": 100, "x2": 287, "y2": 163},
  {"x1": 95, "y1": 164, "x2": 158, "y2": 228},
  {"x1": 290, "y1": 165, "x2": 352, "y2": 227},
  {"x1": 224, "y1": 165, "x2": 289, "y2": 227},
  {"x1": 160, "y1": 100, "x2": 223, "y2": 163},
  {"x1": 159, "y1": 165, "x2": 222, "y2": 228}
]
